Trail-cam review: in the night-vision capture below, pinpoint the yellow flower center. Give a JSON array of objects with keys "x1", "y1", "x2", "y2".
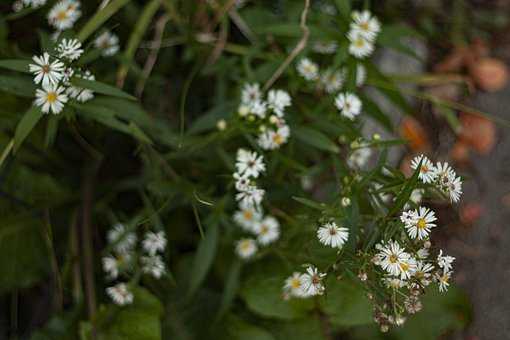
[
  {"x1": 243, "y1": 210, "x2": 253, "y2": 221},
  {"x1": 272, "y1": 133, "x2": 283, "y2": 145},
  {"x1": 400, "y1": 262, "x2": 409, "y2": 271},
  {"x1": 240, "y1": 241, "x2": 251, "y2": 251},
  {"x1": 260, "y1": 225, "x2": 268, "y2": 235},
  {"x1": 360, "y1": 22, "x2": 370, "y2": 31},
  {"x1": 57, "y1": 10, "x2": 68, "y2": 21},
  {"x1": 420, "y1": 165, "x2": 429, "y2": 173},
  {"x1": 291, "y1": 278, "x2": 301, "y2": 289},
  {"x1": 355, "y1": 38, "x2": 365, "y2": 48},
  {"x1": 389, "y1": 254, "x2": 398, "y2": 263},
  {"x1": 417, "y1": 218, "x2": 427, "y2": 230},
  {"x1": 46, "y1": 92, "x2": 57, "y2": 103}
]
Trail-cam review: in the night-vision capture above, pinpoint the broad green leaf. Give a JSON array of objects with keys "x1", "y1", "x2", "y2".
[
  {"x1": 334, "y1": 0, "x2": 351, "y2": 18},
  {"x1": 319, "y1": 277, "x2": 372, "y2": 327},
  {"x1": 292, "y1": 196, "x2": 326, "y2": 211},
  {"x1": 0, "y1": 215, "x2": 49, "y2": 293},
  {"x1": 218, "y1": 314, "x2": 275, "y2": 340},
  {"x1": 293, "y1": 126, "x2": 340, "y2": 153},
  {"x1": 216, "y1": 259, "x2": 242, "y2": 320},
  {"x1": 77, "y1": 0, "x2": 130, "y2": 41},
  {"x1": 240, "y1": 259, "x2": 314, "y2": 320},
  {"x1": 270, "y1": 317, "x2": 327, "y2": 340},
  {"x1": 0, "y1": 59, "x2": 31, "y2": 73},
  {"x1": 70, "y1": 78, "x2": 136, "y2": 100},
  {"x1": 13, "y1": 106, "x2": 44, "y2": 152},
  {"x1": 82, "y1": 287, "x2": 163, "y2": 340},
  {"x1": 187, "y1": 222, "x2": 219, "y2": 299},
  {"x1": 393, "y1": 285, "x2": 471, "y2": 340}
]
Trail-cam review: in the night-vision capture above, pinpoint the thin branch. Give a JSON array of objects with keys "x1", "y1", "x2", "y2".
[
  {"x1": 228, "y1": 8, "x2": 256, "y2": 44},
  {"x1": 136, "y1": 14, "x2": 170, "y2": 98},
  {"x1": 263, "y1": 0, "x2": 310, "y2": 91}
]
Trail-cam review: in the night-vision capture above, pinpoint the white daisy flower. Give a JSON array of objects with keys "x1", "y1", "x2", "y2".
[
  {"x1": 257, "y1": 125, "x2": 290, "y2": 150},
  {"x1": 356, "y1": 64, "x2": 367, "y2": 87},
  {"x1": 233, "y1": 172, "x2": 251, "y2": 192},
  {"x1": 22, "y1": 0, "x2": 47, "y2": 8},
  {"x1": 301, "y1": 266, "x2": 326, "y2": 296},
  {"x1": 347, "y1": 30, "x2": 375, "y2": 59},
  {"x1": 410, "y1": 155, "x2": 437, "y2": 184},
  {"x1": 29, "y1": 52, "x2": 65, "y2": 87},
  {"x1": 267, "y1": 89, "x2": 291, "y2": 117},
  {"x1": 107, "y1": 223, "x2": 137, "y2": 253},
  {"x1": 398, "y1": 257, "x2": 417, "y2": 280},
  {"x1": 414, "y1": 261, "x2": 434, "y2": 286},
  {"x1": 253, "y1": 216, "x2": 280, "y2": 245},
  {"x1": 241, "y1": 83, "x2": 261, "y2": 106},
  {"x1": 350, "y1": 10, "x2": 381, "y2": 41},
  {"x1": 312, "y1": 40, "x2": 338, "y2": 54},
  {"x1": 48, "y1": 0, "x2": 81, "y2": 31},
  {"x1": 434, "y1": 162, "x2": 462, "y2": 203},
  {"x1": 248, "y1": 100, "x2": 267, "y2": 118},
  {"x1": 283, "y1": 272, "x2": 307, "y2": 298},
  {"x1": 335, "y1": 92, "x2": 362, "y2": 119},
  {"x1": 142, "y1": 231, "x2": 167, "y2": 255},
  {"x1": 94, "y1": 30, "x2": 120, "y2": 57},
  {"x1": 320, "y1": 68, "x2": 345, "y2": 94},
  {"x1": 141, "y1": 255, "x2": 165, "y2": 278},
  {"x1": 436, "y1": 270, "x2": 451, "y2": 293},
  {"x1": 437, "y1": 250, "x2": 455, "y2": 272},
  {"x1": 235, "y1": 186, "x2": 265, "y2": 208},
  {"x1": 56, "y1": 38, "x2": 83, "y2": 61},
  {"x1": 102, "y1": 255, "x2": 119, "y2": 279},
  {"x1": 67, "y1": 70, "x2": 95, "y2": 102},
  {"x1": 296, "y1": 58, "x2": 319, "y2": 81},
  {"x1": 35, "y1": 83, "x2": 68, "y2": 114},
  {"x1": 235, "y1": 238, "x2": 257, "y2": 259},
  {"x1": 445, "y1": 173, "x2": 462, "y2": 203},
  {"x1": 375, "y1": 240, "x2": 413, "y2": 277},
  {"x1": 348, "y1": 147, "x2": 372, "y2": 169},
  {"x1": 233, "y1": 206, "x2": 262, "y2": 232},
  {"x1": 317, "y1": 222, "x2": 349, "y2": 248},
  {"x1": 236, "y1": 149, "x2": 265, "y2": 178},
  {"x1": 13, "y1": 1, "x2": 24, "y2": 12},
  {"x1": 106, "y1": 283, "x2": 133, "y2": 306},
  {"x1": 403, "y1": 206, "x2": 437, "y2": 240}
]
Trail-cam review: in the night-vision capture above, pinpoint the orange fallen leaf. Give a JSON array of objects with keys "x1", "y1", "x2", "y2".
[
  {"x1": 399, "y1": 117, "x2": 430, "y2": 152},
  {"x1": 469, "y1": 57, "x2": 509, "y2": 92},
  {"x1": 450, "y1": 141, "x2": 470, "y2": 163},
  {"x1": 460, "y1": 202, "x2": 484, "y2": 225},
  {"x1": 458, "y1": 112, "x2": 496, "y2": 154}
]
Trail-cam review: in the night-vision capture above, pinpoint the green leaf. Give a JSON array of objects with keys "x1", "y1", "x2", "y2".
[
  {"x1": 334, "y1": 0, "x2": 351, "y2": 18},
  {"x1": 270, "y1": 317, "x2": 327, "y2": 340},
  {"x1": 82, "y1": 287, "x2": 163, "y2": 340},
  {"x1": 319, "y1": 278, "x2": 372, "y2": 327},
  {"x1": 70, "y1": 77, "x2": 136, "y2": 100},
  {"x1": 13, "y1": 106, "x2": 44, "y2": 152},
  {"x1": 377, "y1": 24, "x2": 424, "y2": 61},
  {"x1": 387, "y1": 158, "x2": 421, "y2": 216},
  {"x1": 0, "y1": 59, "x2": 31, "y2": 73},
  {"x1": 0, "y1": 75, "x2": 36, "y2": 97},
  {"x1": 240, "y1": 259, "x2": 314, "y2": 320},
  {"x1": 77, "y1": 0, "x2": 131, "y2": 41},
  {"x1": 293, "y1": 126, "x2": 340, "y2": 153},
  {"x1": 216, "y1": 259, "x2": 242, "y2": 321},
  {"x1": 218, "y1": 314, "x2": 275, "y2": 340},
  {"x1": 187, "y1": 222, "x2": 219, "y2": 299},
  {"x1": 0, "y1": 215, "x2": 49, "y2": 293},
  {"x1": 292, "y1": 196, "x2": 326, "y2": 211}
]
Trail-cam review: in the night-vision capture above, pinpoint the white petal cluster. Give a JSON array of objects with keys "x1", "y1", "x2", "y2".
[
  {"x1": 104, "y1": 224, "x2": 167, "y2": 305},
  {"x1": 94, "y1": 30, "x2": 120, "y2": 57},
  {"x1": 48, "y1": 0, "x2": 82, "y2": 31},
  {"x1": 13, "y1": 0, "x2": 47, "y2": 12},
  {"x1": 29, "y1": 38, "x2": 95, "y2": 114},
  {"x1": 235, "y1": 238, "x2": 258, "y2": 259},
  {"x1": 400, "y1": 206, "x2": 437, "y2": 240},
  {"x1": 237, "y1": 82, "x2": 292, "y2": 150},
  {"x1": 335, "y1": 92, "x2": 362, "y2": 119},
  {"x1": 284, "y1": 266, "x2": 326, "y2": 298},
  {"x1": 296, "y1": 58, "x2": 319, "y2": 81},
  {"x1": 410, "y1": 154, "x2": 463, "y2": 203},
  {"x1": 317, "y1": 221, "x2": 349, "y2": 248},
  {"x1": 347, "y1": 10, "x2": 380, "y2": 59}
]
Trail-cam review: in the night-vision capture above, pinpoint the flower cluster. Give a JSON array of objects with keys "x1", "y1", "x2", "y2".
[
  {"x1": 48, "y1": 0, "x2": 82, "y2": 32},
  {"x1": 232, "y1": 149, "x2": 281, "y2": 258},
  {"x1": 411, "y1": 154, "x2": 463, "y2": 203},
  {"x1": 12, "y1": 0, "x2": 47, "y2": 12},
  {"x1": 296, "y1": 58, "x2": 366, "y2": 94},
  {"x1": 283, "y1": 266, "x2": 327, "y2": 299},
  {"x1": 103, "y1": 223, "x2": 167, "y2": 305},
  {"x1": 29, "y1": 38, "x2": 95, "y2": 114},
  {"x1": 238, "y1": 83, "x2": 292, "y2": 150},
  {"x1": 94, "y1": 30, "x2": 121, "y2": 57},
  {"x1": 347, "y1": 10, "x2": 381, "y2": 59}
]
